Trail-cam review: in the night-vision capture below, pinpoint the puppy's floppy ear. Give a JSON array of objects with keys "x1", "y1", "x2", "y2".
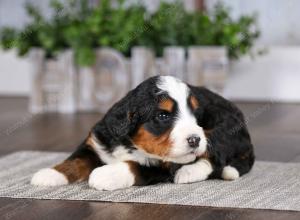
[
  {"x1": 103, "y1": 90, "x2": 139, "y2": 138},
  {"x1": 103, "y1": 76, "x2": 158, "y2": 139}
]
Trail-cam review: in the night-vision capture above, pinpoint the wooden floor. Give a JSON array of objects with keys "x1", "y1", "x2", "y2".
[{"x1": 1, "y1": 97, "x2": 300, "y2": 220}]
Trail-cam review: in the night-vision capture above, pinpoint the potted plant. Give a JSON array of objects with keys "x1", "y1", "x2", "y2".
[{"x1": 0, "y1": 0, "x2": 260, "y2": 113}]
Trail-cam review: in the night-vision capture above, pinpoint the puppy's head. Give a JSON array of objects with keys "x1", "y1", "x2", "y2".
[{"x1": 104, "y1": 76, "x2": 207, "y2": 163}]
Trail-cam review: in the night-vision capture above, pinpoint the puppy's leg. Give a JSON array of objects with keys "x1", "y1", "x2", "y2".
[
  {"x1": 174, "y1": 159, "x2": 213, "y2": 184},
  {"x1": 222, "y1": 151, "x2": 255, "y2": 181},
  {"x1": 89, "y1": 161, "x2": 173, "y2": 191},
  {"x1": 31, "y1": 143, "x2": 102, "y2": 186},
  {"x1": 221, "y1": 166, "x2": 240, "y2": 180}
]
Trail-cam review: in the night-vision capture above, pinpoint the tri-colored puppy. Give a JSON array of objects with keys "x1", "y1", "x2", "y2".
[{"x1": 31, "y1": 76, "x2": 255, "y2": 190}]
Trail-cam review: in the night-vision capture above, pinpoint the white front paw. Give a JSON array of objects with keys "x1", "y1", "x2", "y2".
[
  {"x1": 31, "y1": 168, "x2": 68, "y2": 186},
  {"x1": 88, "y1": 163, "x2": 135, "y2": 191},
  {"x1": 174, "y1": 165, "x2": 206, "y2": 184},
  {"x1": 174, "y1": 159, "x2": 213, "y2": 184}
]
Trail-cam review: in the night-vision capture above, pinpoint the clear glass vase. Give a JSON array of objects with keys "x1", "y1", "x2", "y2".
[
  {"x1": 78, "y1": 48, "x2": 129, "y2": 113},
  {"x1": 187, "y1": 46, "x2": 228, "y2": 94}
]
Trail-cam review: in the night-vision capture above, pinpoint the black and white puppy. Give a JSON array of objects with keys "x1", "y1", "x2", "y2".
[{"x1": 31, "y1": 76, "x2": 255, "y2": 190}]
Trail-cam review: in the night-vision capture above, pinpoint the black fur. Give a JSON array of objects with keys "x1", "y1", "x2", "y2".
[{"x1": 189, "y1": 86, "x2": 255, "y2": 178}]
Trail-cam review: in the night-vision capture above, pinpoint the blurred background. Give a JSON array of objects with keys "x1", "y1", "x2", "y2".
[{"x1": 1, "y1": 0, "x2": 300, "y2": 114}]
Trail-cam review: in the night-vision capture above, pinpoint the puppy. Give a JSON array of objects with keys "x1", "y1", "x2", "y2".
[{"x1": 31, "y1": 76, "x2": 254, "y2": 190}]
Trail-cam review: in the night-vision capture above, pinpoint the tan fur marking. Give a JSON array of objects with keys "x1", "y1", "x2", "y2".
[
  {"x1": 204, "y1": 129, "x2": 213, "y2": 136},
  {"x1": 200, "y1": 151, "x2": 210, "y2": 159},
  {"x1": 86, "y1": 133, "x2": 102, "y2": 152},
  {"x1": 86, "y1": 134, "x2": 95, "y2": 147},
  {"x1": 161, "y1": 161, "x2": 172, "y2": 170},
  {"x1": 190, "y1": 96, "x2": 199, "y2": 110},
  {"x1": 54, "y1": 158, "x2": 94, "y2": 183},
  {"x1": 53, "y1": 133, "x2": 100, "y2": 183},
  {"x1": 159, "y1": 98, "x2": 174, "y2": 112},
  {"x1": 132, "y1": 126, "x2": 172, "y2": 157}
]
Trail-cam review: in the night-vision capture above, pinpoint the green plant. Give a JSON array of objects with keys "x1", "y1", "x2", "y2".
[
  {"x1": 86, "y1": 0, "x2": 146, "y2": 56},
  {"x1": 137, "y1": 1, "x2": 192, "y2": 56},
  {"x1": 142, "y1": 2, "x2": 260, "y2": 58},
  {"x1": 193, "y1": 3, "x2": 260, "y2": 59},
  {"x1": 0, "y1": 0, "x2": 260, "y2": 66}
]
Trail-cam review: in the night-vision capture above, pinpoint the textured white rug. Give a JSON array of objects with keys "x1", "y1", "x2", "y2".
[{"x1": 0, "y1": 151, "x2": 300, "y2": 211}]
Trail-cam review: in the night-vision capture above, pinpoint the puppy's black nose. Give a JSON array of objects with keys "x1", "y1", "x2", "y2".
[{"x1": 187, "y1": 135, "x2": 201, "y2": 148}]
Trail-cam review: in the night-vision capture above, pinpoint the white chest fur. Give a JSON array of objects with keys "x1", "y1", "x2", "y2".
[{"x1": 92, "y1": 141, "x2": 159, "y2": 167}]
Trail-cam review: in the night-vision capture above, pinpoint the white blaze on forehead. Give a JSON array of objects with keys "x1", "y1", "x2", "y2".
[
  {"x1": 157, "y1": 76, "x2": 207, "y2": 158},
  {"x1": 157, "y1": 76, "x2": 190, "y2": 108},
  {"x1": 157, "y1": 76, "x2": 193, "y2": 123}
]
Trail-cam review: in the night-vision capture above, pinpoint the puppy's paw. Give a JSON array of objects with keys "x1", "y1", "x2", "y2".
[
  {"x1": 31, "y1": 168, "x2": 68, "y2": 186},
  {"x1": 88, "y1": 162, "x2": 135, "y2": 191},
  {"x1": 174, "y1": 159, "x2": 212, "y2": 184},
  {"x1": 222, "y1": 166, "x2": 239, "y2": 180}
]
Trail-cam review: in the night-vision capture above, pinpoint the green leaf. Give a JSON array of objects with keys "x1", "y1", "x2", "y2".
[{"x1": 75, "y1": 47, "x2": 96, "y2": 66}]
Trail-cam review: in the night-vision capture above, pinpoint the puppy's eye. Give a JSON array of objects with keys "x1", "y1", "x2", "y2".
[{"x1": 156, "y1": 112, "x2": 170, "y2": 121}]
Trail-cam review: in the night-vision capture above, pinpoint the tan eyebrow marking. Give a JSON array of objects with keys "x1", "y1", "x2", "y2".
[
  {"x1": 190, "y1": 96, "x2": 199, "y2": 110},
  {"x1": 158, "y1": 98, "x2": 174, "y2": 112}
]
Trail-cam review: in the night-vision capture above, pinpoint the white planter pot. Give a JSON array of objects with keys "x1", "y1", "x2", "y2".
[
  {"x1": 28, "y1": 46, "x2": 229, "y2": 114},
  {"x1": 187, "y1": 46, "x2": 228, "y2": 94},
  {"x1": 29, "y1": 49, "x2": 77, "y2": 113},
  {"x1": 131, "y1": 47, "x2": 156, "y2": 89},
  {"x1": 163, "y1": 46, "x2": 186, "y2": 80}
]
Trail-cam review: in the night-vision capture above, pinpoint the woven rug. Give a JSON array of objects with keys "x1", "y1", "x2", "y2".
[{"x1": 0, "y1": 151, "x2": 300, "y2": 211}]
